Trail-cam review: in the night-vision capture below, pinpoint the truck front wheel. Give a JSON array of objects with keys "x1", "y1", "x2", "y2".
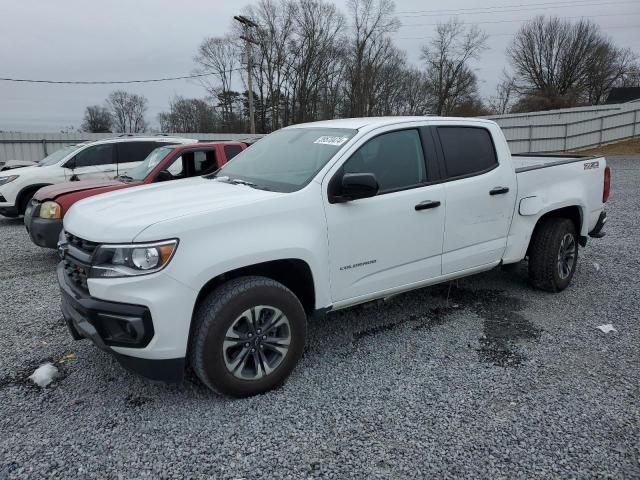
[
  {"x1": 528, "y1": 217, "x2": 579, "y2": 292},
  {"x1": 189, "y1": 276, "x2": 307, "y2": 397}
]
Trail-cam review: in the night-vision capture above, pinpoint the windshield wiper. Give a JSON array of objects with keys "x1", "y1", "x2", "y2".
[
  {"x1": 116, "y1": 174, "x2": 134, "y2": 182},
  {"x1": 212, "y1": 175, "x2": 272, "y2": 191}
]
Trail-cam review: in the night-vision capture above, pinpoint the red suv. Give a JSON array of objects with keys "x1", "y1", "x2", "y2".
[{"x1": 25, "y1": 142, "x2": 246, "y2": 248}]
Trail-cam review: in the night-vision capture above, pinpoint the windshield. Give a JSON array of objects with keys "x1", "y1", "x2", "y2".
[
  {"x1": 37, "y1": 145, "x2": 83, "y2": 167},
  {"x1": 125, "y1": 146, "x2": 173, "y2": 181},
  {"x1": 213, "y1": 127, "x2": 357, "y2": 192}
]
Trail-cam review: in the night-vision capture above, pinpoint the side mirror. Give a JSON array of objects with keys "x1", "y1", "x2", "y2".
[
  {"x1": 154, "y1": 170, "x2": 173, "y2": 182},
  {"x1": 338, "y1": 172, "x2": 379, "y2": 202}
]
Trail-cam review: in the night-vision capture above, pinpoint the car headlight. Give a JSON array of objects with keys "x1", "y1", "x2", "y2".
[
  {"x1": 89, "y1": 239, "x2": 178, "y2": 278},
  {"x1": 39, "y1": 201, "x2": 62, "y2": 219},
  {"x1": 0, "y1": 175, "x2": 19, "y2": 186}
]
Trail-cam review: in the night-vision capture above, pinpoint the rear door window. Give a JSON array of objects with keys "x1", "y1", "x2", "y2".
[
  {"x1": 72, "y1": 144, "x2": 115, "y2": 167},
  {"x1": 117, "y1": 141, "x2": 161, "y2": 164},
  {"x1": 437, "y1": 127, "x2": 498, "y2": 179}
]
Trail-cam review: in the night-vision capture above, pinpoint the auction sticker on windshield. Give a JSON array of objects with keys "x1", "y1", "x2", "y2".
[{"x1": 314, "y1": 136, "x2": 349, "y2": 146}]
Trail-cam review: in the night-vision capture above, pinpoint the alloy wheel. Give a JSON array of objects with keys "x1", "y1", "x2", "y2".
[{"x1": 222, "y1": 306, "x2": 291, "y2": 380}]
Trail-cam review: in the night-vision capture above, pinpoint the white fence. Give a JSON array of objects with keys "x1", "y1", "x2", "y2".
[
  {"x1": 485, "y1": 102, "x2": 640, "y2": 153},
  {"x1": 2, "y1": 102, "x2": 639, "y2": 161},
  {"x1": 0, "y1": 133, "x2": 263, "y2": 163}
]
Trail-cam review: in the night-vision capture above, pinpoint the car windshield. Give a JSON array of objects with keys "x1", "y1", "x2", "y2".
[
  {"x1": 37, "y1": 145, "x2": 83, "y2": 167},
  {"x1": 125, "y1": 146, "x2": 173, "y2": 181},
  {"x1": 212, "y1": 127, "x2": 357, "y2": 192}
]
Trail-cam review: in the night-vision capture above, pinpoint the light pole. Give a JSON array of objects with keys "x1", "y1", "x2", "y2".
[{"x1": 234, "y1": 15, "x2": 259, "y2": 135}]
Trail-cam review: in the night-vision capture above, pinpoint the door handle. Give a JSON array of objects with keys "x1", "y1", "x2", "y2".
[
  {"x1": 415, "y1": 200, "x2": 441, "y2": 211},
  {"x1": 490, "y1": 186, "x2": 510, "y2": 195}
]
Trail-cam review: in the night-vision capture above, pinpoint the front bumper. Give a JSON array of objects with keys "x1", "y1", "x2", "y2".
[
  {"x1": 0, "y1": 205, "x2": 18, "y2": 217},
  {"x1": 57, "y1": 263, "x2": 185, "y2": 383},
  {"x1": 24, "y1": 201, "x2": 62, "y2": 249}
]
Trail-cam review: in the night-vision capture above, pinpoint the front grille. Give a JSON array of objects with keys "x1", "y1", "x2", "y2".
[
  {"x1": 65, "y1": 231, "x2": 99, "y2": 254},
  {"x1": 63, "y1": 258, "x2": 89, "y2": 291},
  {"x1": 62, "y1": 232, "x2": 99, "y2": 292}
]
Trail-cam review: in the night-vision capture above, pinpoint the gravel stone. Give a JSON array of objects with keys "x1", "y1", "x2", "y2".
[{"x1": 0, "y1": 155, "x2": 638, "y2": 479}]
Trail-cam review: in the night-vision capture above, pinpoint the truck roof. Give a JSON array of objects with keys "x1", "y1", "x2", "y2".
[{"x1": 286, "y1": 116, "x2": 498, "y2": 131}]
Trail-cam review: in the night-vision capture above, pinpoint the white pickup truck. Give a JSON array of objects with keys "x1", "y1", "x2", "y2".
[{"x1": 57, "y1": 117, "x2": 609, "y2": 397}]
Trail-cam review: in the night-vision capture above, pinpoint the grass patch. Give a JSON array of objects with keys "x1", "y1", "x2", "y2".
[{"x1": 576, "y1": 137, "x2": 640, "y2": 155}]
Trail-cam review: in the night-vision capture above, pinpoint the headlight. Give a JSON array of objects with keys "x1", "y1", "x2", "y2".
[
  {"x1": 39, "y1": 201, "x2": 62, "y2": 219},
  {"x1": 0, "y1": 175, "x2": 19, "y2": 186},
  {"x1": 89, "y1": 239, "x2": 178, "y2": 278}
]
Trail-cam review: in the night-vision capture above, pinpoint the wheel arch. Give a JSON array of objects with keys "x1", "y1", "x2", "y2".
[
  {"x1": 527, "y1": 205, "x2": 584, "y2": 255},
  {"x1": 192, "y1": 258, "x2": 317, "y2": 320},
  {"x1": 16, "y1": 183, "x2": 51, "y2": 214}
]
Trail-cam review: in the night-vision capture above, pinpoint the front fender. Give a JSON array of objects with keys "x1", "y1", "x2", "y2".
[{"x1": 138, "y1": 186, "x2": 331, "y2": 309}]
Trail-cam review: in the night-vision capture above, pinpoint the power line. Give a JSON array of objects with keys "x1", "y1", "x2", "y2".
[
  {"x1": 398, "y1": 11, "x2": 640, "y2": 28},
  {"x1": 397, "y1": 23, "x2": 640, "y2": 40},
  {"x1": 398, "y1": 0, "x2": 638, "y2": 20},
  {"x1": 394, "y1": 0, "x2": 636, "y2": 16},
  {"x1": 0, "y1": 69, "x2": 243, "y2": 85}
]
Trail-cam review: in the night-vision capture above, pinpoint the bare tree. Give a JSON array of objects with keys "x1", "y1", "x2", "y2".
[
  {"x1": 106, "y1": 91, "x2": 147, "y2": 133},
  {"x1": 420, "y1": 19, "x2": 488, "y2": 116},
  {"x1": 81, "y1": 105, "x2": 112, "y2": 132},
  {"x1": 507, "y1": 16, "x2": 614, "y2": 109},
  {"x1": 158, "y1": 97, "x2": 218, "y2": 133},
  {"x1": 368, "y1": 45, "x2": 408, "y2": 115},
  {"x1": 585, "y1": 43, "x2": 636, "y2": 104},
  {"x1": 195, "y1": 35, "x2": 241, "y2": 131},
  {"x1": 487, "y1": 73, "x2": 516, "y2": 114},
  {"x1": 396, "y1": 68, "x2": 430, "y2": 115},
  {"x1": 344, "y1": 0, "x2": 400, "y2": 117},
  {"x1": 242, "y1": 0, "x2": 297, "y2": 129},
  {"x1": 617, "y1": 63, "x2": 640, "y2": 88},
  {"x1": 289, "y1": 0, "x2": 346, "y2": 122}
]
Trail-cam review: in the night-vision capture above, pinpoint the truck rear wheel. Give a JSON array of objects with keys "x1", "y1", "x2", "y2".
[
  {"x1": 528, "y1": 217, "x2": 578, "y2": 292},
  {"x1": 189, "y1": 276, "x2": 307, "y2": 397}
]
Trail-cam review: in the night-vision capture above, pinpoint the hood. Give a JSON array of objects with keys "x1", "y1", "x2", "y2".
[
  {"x1": 0, "y1": 160, "x2": 37, "y2": 171},
  {"x1": 0, "y1": 163, "x2": 39, "y2": 176},
  {"x1": 34, "y1": 179, "x2": 125, "y2": 201},
  {"x1": 64, "y1": 177, "x2": 283, "y2": 242}
]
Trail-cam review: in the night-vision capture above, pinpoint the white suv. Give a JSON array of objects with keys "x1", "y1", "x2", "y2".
[{"x1": 0, "y1": 136, "x2": 197, "y2": 217}]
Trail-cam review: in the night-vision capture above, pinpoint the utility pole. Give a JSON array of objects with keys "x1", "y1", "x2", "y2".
[{"x1": 234, "y1": 15, "x2": 259, "y2": 135}]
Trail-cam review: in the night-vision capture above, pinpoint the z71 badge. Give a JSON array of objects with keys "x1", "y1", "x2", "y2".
[{"x1": 584, "y1": 161, "x2": 599, "y2": 170}]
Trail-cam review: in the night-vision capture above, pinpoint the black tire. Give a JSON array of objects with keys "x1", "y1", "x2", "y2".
[
  {"x1": 17, "y1": 190, "x2": 35, "y2": 216},
  {"x1": 528, "y1": 217, "x2": 579, "y2": 292},
  {"x1": 189, "y1": 276, "x2": 307, "y2": 397}
]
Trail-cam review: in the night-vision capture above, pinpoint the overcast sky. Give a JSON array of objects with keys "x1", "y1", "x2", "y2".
[{"x1": 0, "y1": 0, "x2": 638, "y2": 132}]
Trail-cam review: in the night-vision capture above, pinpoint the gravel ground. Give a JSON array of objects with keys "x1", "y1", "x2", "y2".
[{"x1": 1, "y1": 155, "x2": 638, "y2": 479}]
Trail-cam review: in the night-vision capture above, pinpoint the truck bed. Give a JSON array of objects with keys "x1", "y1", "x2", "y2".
[{"x1": 511, "y1": 153, "x2": 600, "y2": 173}]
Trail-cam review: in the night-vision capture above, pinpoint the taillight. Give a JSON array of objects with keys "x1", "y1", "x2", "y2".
[{"x1": 603, "y1": 165, "x2": 611, "y2": 203}]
